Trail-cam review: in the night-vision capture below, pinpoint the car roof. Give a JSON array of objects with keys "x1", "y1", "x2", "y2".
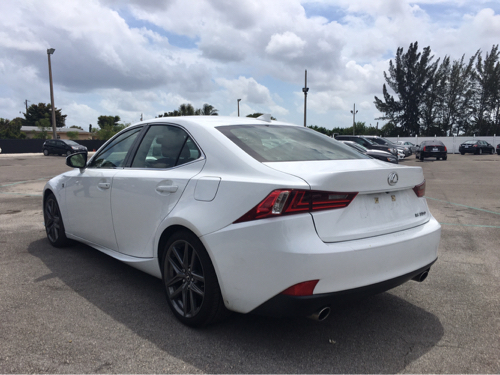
[{"x1": 128, "y1": 116, "x2": 298, "y2": 130}]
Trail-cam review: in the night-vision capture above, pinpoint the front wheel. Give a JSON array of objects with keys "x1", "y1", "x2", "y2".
[
  {"x1": 43, "y1": 149, "x2": 49, "y2": 156},
  {"x1": 162, "y1": 231, "x2": 229, "y2": 327},
  {"x1": 43, "y1": 194, "x2": 71, "y2": 247}
]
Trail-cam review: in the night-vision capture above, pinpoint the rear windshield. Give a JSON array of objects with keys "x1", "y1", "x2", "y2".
[{"x1": 217, "y1": 125, "x2": 366, "y2": 162}]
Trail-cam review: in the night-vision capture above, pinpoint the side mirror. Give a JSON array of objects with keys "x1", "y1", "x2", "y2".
[{"x1": 66, "y1": 152, "x2": 88, "y2": 169}]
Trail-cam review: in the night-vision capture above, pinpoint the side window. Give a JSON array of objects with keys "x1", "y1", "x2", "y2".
[
  {"x1": 88, "y1": 128, "x2": 142, "y2": 169},
  {"x1": 131, "y1": 125, "x2": 201, "y2": 169}
]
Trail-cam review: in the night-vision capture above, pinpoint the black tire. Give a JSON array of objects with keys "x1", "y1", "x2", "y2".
[
  {"x1": 66, "y1": 150, "x2": 72, "y2": 157},
  {"x1": 460, "y1": 152, "x2": 465, "y2": 155},
  {"x1": 43, "y1": 149, "x2": 49, "y2": 156},
  {"x1": 162, "y1": 230, "x2": 229, "y2": 327},
  {"x1": 436, "y1": 157, "x2": 440, "y2": 160},
  {"x1": 420, "y1": 154, "x2": 424, "y2": 161},
  {"x1": 443, "y1": 155, "x2": 447, "y2": 160},
  {"x1": 43, "y1": 194, "x2": 71, "y2": 247},
  {"x1": 490, "y1": 149, "x2": 494, "y2": 155}
]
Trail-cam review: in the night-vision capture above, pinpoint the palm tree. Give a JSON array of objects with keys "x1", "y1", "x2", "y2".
[
  {"x1": 196, "y1": 103, "x2": 219, "y2": 116},
  {"x1": 178, "y1": 103, "x2": 195, "y2": 116}
]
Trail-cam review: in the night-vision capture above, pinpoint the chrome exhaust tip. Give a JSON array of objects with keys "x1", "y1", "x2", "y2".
[
  {"x1": 308, "y1": 306, "x2": 331, "y2": 321},
  {"x1": 412, "y1": 270, "x2": 429, "y2": 282}
]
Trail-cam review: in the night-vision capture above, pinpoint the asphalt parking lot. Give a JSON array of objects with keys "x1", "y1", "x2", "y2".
[{"x1": 1, "y1": 152, "x2": 499, "y2": 373}]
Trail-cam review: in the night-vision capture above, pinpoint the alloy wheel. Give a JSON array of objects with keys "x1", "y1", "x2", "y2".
[
  {"x1": 165, "y1": 239, "x2": 206, "y2": 318},
  {"x1": 45, "y1": 197, "x2": 62, "y2": 243}
]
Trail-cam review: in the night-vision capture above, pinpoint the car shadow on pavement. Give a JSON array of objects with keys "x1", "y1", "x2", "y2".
[{"x1": 28, "y1": 239, "x2": 444, "y2": 374}]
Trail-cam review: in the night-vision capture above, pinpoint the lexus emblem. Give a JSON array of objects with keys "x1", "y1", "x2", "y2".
[{"x1": 388, "y1": 172, "x2": 398, "y2": 186}]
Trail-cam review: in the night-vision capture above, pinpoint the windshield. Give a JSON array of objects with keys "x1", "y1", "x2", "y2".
[
  {"x1": 217, "y1": 125, "x2": 367, "y2": 162},
  {"x1": 63, "y1": 140, "x2": 79, "y2": 146}
]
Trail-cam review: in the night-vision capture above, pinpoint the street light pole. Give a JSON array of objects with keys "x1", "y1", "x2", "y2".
[
  {"x1": 351, "y1": 103, "x2": 358, "y2": 136},
  {"x1": 47, "y1": 48, "x2": 57, "y2": 140},
  {"x1": 237, "y1": 99, "x2": 241, "y2": 117},
  {"x1": 302, "y1": 69, "x2": 309, "y2": 127}
]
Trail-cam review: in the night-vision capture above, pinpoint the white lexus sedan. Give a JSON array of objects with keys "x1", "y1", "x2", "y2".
[{"x1": 43, "y1": 116, "x2": 440, "y2": 327}]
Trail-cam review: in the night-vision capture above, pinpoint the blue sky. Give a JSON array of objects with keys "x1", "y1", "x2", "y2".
[{"x1": 1, "y1": 0, "x2": 499, "y2": 130}]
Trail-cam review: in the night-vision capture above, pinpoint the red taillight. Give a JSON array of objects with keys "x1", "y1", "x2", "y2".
[
  {"x1": 423, "y1": 146, "x2": 426, "y2": 152},
  {"x1": 444, "y1": 146, "x2": 447, "y2": 152},
  {"x1": 234, "y1": 189, "x2": 358, "y2": 223},
  {"x1": 413, "y1": 180, "x2": 426, "y2": 197},
  {"x1": 281, "y1": 280, "x2": 319, "y2": 296}
]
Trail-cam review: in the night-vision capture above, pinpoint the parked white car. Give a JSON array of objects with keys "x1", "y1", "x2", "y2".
[{"x1": 43, "y1": 116, "x2": 441, "y2": 327}]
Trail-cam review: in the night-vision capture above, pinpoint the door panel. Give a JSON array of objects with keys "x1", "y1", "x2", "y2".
[
  {"x1": 64, "y1": 169, "x2": 119, "y2": 250},
  {"x1": 110, "y1": 161, "x2": 204, "y2": 257}
]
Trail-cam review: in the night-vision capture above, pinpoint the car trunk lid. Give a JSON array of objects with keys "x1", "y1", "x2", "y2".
[{"x1": 264, "y1": 159, "x2": 430, "y2": 242}]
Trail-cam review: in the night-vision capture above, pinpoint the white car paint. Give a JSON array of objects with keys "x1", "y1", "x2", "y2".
[{"x1": 43, "y1": 116, "x2": 440, "y2": 321}]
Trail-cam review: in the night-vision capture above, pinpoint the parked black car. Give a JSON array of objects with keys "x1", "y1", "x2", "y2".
[
  {"x1": 363, "y1": 135, "x2": 412, "y2": 157},
  {"x1": 459, "y1": 140, "x2": 495, "y2": 155},
  {"x1": 416, "y1": 140, "x2": 447, "y2": 161},
  {"x1": 341, "y1": 141, "x2": 398, "y2": 164},
  {"x1": 42, "y1": 139, "x2": 87, "y2": 156},
  {"x1": 497, "y1": 144, "x2": 500, "y2": 155},
  {"x1": 334, "y1": 135, "x2": 398, "y2": 155}
]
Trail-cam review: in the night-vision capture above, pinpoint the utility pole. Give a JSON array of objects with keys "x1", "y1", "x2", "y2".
[
  {"x1": 24, "y1": 99, "x2": 30, "y2": 113},
  {"x1": 237, "y1": 99, "x2": 241, "y2": 117},
  {"x1": 351, "y1": 103, "x2": 358, "y2": 136},
  {"x1": 47, "y1": 48, "x2": 57, "y2": 140},
  {"x1": 302, "y1": 70, "x2": 309, "y2": 127}
]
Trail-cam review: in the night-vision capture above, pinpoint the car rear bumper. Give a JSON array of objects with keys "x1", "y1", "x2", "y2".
[
  {"x1": 251, "y1": 260, "x2": 436, "y2": 317},
  {"x1": 459, "y1": 148, "x2": 476, "y2": 153},
  {"x1": 202, "y1": 214, "x2": 441, "y2": 314},
  {"x1": 421, "y1": 152, "x2": 447, "y2": 158}
]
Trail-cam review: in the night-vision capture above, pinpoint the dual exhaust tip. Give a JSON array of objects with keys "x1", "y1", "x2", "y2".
[{"x1": 308, "y1": 269, "x2": 431, "y2": 322}]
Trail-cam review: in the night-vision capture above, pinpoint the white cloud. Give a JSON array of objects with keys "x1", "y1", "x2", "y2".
[
  {"x1": 0, "y1": 0, "x2": 498, "y2": 130},
  {"x1": 266, "y1": 32, "x2": 307, "y2": 59}
]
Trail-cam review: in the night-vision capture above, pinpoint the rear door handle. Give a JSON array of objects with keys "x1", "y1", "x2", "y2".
[
  {"x1": 156, "y1": 185, "x2": 178, "y2": 193},
  {"x1": 98, "y1": 182, "x2": 111, "y2": 189}
]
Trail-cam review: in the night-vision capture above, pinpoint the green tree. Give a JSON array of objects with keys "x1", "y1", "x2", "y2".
[
  {"x1": 66, "y1": 131, "x2": 79, "y2": 140},
  {"x1": 471, "y1": 45, "x2": 500, "y2": 135},
  {"x1": 70, "y1": 125, "x2": 84, "y2": 130},
  {"x1": 374, "y1": 42, "x2": 439, "y2": 136},
  {"x1": 23, "y1": 103, "x2": 66, "y2": 128},
  {"x1": 0, "y1": 117, "x2": 26, "y2": 139},
  {"x1": 159, "y1": 103, "x2": 219, "y2": 117},
  {"x1": 32, "y1": 116, "x2": 51, "y2": 139},
  {"x1": 246, "y1": 113, "x2": 277, "y2": 120},
  {"x1": 195, "y1": 103, "x2": 218, "y2": 116},
  {"x1": 435, "y1": 54, "x2": 477, "y2": 136},
  {"x1": 96, "y1": 115, "x2": 125, "y2": 140}
]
